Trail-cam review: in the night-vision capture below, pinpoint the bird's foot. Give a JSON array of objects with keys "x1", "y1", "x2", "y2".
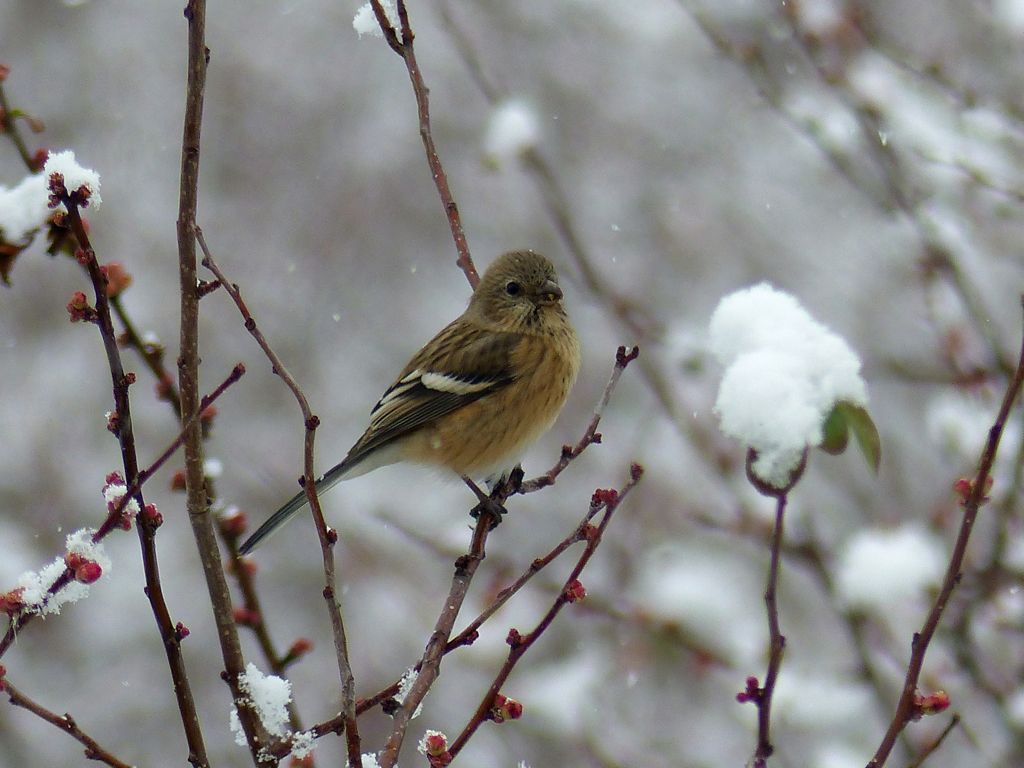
[{"x1": 469, "y1": 496, "x2": 507, "y2": 530}]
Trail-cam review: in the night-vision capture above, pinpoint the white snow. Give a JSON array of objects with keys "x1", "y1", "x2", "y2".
[
  {"x1": 0, "y1": 172, "x2": 49, "y2": 244},
  {"x1": 0, "y1": 150, "x2": 101, "y2": 244},
  {"x1": 353, "y1": 1, "x2": 397, "y2": 37},
  {"x1": 14, "y1": 528, "x2": 110, "y2": 615},
  {"x1": 44, "y1": 150, "x2": 102, "y2": 209},
  {"x1": 65, "y1": 528, "x2": 112, "y2": 571},
  {"x1": 103, "y1": 480, "x2": 140, "y2": 518},
  {"x1": 230, "y1": 663, "x2": 293, "y2": 745},
  {"x1": 835, "y1": 525, "x2": 946, "y2": 610},
  {"x1": 395, "y1": 667, "x2": 424, "y2": 718},
  {"x1": 709, "y1": 283, "x2": 867, "y2": 487},
  {"x1": 288, "y1": 730, "x2": 315, "y2": 760},
  {"x1": 484, "y1": 100, "x2": 541, "y2": 166}
]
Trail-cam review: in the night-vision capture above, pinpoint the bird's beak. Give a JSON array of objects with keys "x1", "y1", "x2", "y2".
[{"x1": 538, "y1": 279, "x2": 563, "y2": 304}]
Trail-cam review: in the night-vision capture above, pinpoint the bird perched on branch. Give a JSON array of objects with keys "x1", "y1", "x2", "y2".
[{"x1": 240, "y1": 250, "x2": 580, "y2": 554}]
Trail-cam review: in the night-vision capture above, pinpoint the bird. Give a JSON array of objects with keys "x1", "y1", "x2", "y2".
[{"x1": 239, "y1": 250, "x2": 580, "y2": 554}]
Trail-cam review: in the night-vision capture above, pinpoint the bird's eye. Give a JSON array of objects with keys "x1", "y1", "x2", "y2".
[{"x1": 505, "y1": 281, "x2": 521, "y2": 296}]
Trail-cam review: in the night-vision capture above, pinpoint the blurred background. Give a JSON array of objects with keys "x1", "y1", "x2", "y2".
[{"x1": 3, "y1": 0, "x2": 1024, "y2": 766}]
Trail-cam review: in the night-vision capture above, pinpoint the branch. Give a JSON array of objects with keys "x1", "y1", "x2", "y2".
[
  {"x1": 94, "y1": 363, "x2": 244, "y2": 540},
  {"x1": 752, "y1": 493, "x2": 790, "y2": 766},
  {"x1": 376, "y1": 510, "x2": 498, "y2": 768},
  {"x1": 867, "y1": 299, "x2": 1024, "y2": 768},
  {"x1": 369, "y1": 0, "x2": 478, "y2": 288},
  {"x1": 310, "y1": 469, "x2": 620, "y2": 744},
  {"x1": 174, "y1": 1, "x2": 269, "y2": 764},
  {"x1": 197, "y1": 229, "x2": 361, "y2": 765},
  {"x1": 45, "y1": 166, "x2": 212, "y2": 765},
  {"x1": 521, "y1": 345, "x2": 639, "y2": 493},
  {"x1": 110, "y1": 295, "x2": 183, "y2": 418},
  {"x1": 0, "y1": 78, "x2": 39, "y2": 171},
  {"x1": 4, "y1": 680, "x2": 135, "y2": 768},
  {"x1": 445, "y1": 501, "x2": 604, "y2": 653},
  {"x1": 448, "y1": 464, "x2": 643, "y2": 756}
]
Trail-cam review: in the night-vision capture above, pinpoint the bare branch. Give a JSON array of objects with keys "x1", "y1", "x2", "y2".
[
  {"x1": 521, "y1": 345, "x2": 639, "y2": 493},
  {"x1": 4, "y1": 680, "x2": 136, "y2": 768},
  {"x1": 174, "y1": 2, "x2": 259, "y2": 764},
  {"x1": 377, "y1": 511, "x2": 497, "y2": 768},
  {"x1": 197, "y1": 229, "x2": 361, "y2": 764},
  {"x1": 370, "y1": 0, "x2": 478, "y2": 288},
  {"x1": 448, "y1": 464, "x2": 643, "y2": 756},
  {"x1": 0, "y1": 80, "x2": 39, "y2": 171},
  {"x1": 868, "y1": 299, "x2": 1024, "y2": 768}
]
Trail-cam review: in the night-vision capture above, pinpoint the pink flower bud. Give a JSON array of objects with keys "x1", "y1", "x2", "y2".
[
  {"x1": 74, "y1": 561, "x2": 103, "y2": 584},
  {"x1": 563, "y1": 579, "x2": 586, "y2": 603}
]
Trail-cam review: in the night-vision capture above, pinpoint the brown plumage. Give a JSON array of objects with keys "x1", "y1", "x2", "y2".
[{"x1": 241, "y1": 251, "x2": 580, "y2": 553}]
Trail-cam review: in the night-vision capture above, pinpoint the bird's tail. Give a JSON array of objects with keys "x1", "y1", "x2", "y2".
[{"x1": 238, "y1": 463, "x2": 350, "y2": 554}]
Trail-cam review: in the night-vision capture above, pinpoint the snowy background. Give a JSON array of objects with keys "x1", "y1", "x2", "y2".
[{"x1": 3, "y1": 0, "x2": 1024, "y2": 766}]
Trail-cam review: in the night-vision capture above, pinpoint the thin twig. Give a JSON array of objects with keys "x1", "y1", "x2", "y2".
[
  {"x1": 94, "y1": 363, "x2": 244, "y2": 540},
  {"x1": 110, "y1": 295, "x2": 183, "y2": 418},
  {"x1": 906, "y1": 713, "x2": 962, "y2": 768},
  {"x1": 175, "y1": 2, "x2": 263, "y2": 765},
  {"x1": 196, "y1": 229, "x2": 361, "y2": 764},
  {"x1": 868, "y1": 299, "x2": 1024, "y2": 768},
  {"x1": 309, "y1": 469, "x2": 613, "y2": 741},
  {"x1": 369, "y1": 0, "x2": 478, "y2": 288},
  {"x1": 521, "y1": 345, "x2": 639, "y2": 493},
  {"x1": 752, "y1": 492, "x2": 790, "y2": 767},
  {"x1": 377, "y1": 510, "x2": 497, "y2": 768},
  {"x1": 0, "y1": 80, "x2": 37, "y2": 170},
  {"x1": 734, "y1": 448, "x2": 808, "y2": 767},
  {"x1": 4, "y1": 680, "x2": 135, "y2": 768},
  {"x1": 448, "y1": 464, "x2": 643, "y2": 756},
  {"x1": 445, "y1": 509, "x2": 599, "y2": 652}
]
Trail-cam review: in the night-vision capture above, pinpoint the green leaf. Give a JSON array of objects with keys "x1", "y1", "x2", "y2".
[
  {"x1": 823, "y1": 401, "x2": 881, "y2": 473},
  {"x1": 845, "y1": 403, "x2": 881, "y2": 474},
  {"x1": 821, "y1": 404, "x2": 850, "y2": 455}
]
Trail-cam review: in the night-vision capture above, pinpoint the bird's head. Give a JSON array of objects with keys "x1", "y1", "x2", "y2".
[{"x1": 469, "y1": 250, "x2": 566, "y2": 328}]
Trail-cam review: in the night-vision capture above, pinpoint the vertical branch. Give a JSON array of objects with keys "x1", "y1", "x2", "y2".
[
  {"x1": 753, "y1": 492, "x2": 789, "y2": 767},
  {"x1": 197, "y1": 233, "x2": 361, "y2": 765},
  {"x1": 0, "y1": 79, "x2": 37, "y2": 170},
  {"x1": 376, "y1": 514, "x2": 495, "y2": 768},
  {"x1": 447, "y1": 466, "x2": 642, "y2": 758},
  {"x1": 176, "y1": 2, "x2": 272, "y2": 764},
  {"x1": 53, "y1": 182, "x2": 210, "y2": 764},
  {"x1": 369, "y1": 0, "x2": 478, "y2": 288},
  {"x1": 738, "y1": 449, "x2": 806, "y2": 767},
  {"x1": 868, "y1": 299, "x2": 1024, "y2": 768}
]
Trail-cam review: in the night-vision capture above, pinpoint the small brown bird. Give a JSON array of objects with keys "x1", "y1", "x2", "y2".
[{"x1": 240, "y1": 250, "x2": 580, "y2": 553}]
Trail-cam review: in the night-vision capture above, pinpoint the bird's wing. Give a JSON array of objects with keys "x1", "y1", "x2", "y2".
[
  {"x1": 239, "y1": 326, "x2": 521, "y2": 554},
  {"x1": 343, "y1": 323, "x2": 523, "y2": 465}
]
